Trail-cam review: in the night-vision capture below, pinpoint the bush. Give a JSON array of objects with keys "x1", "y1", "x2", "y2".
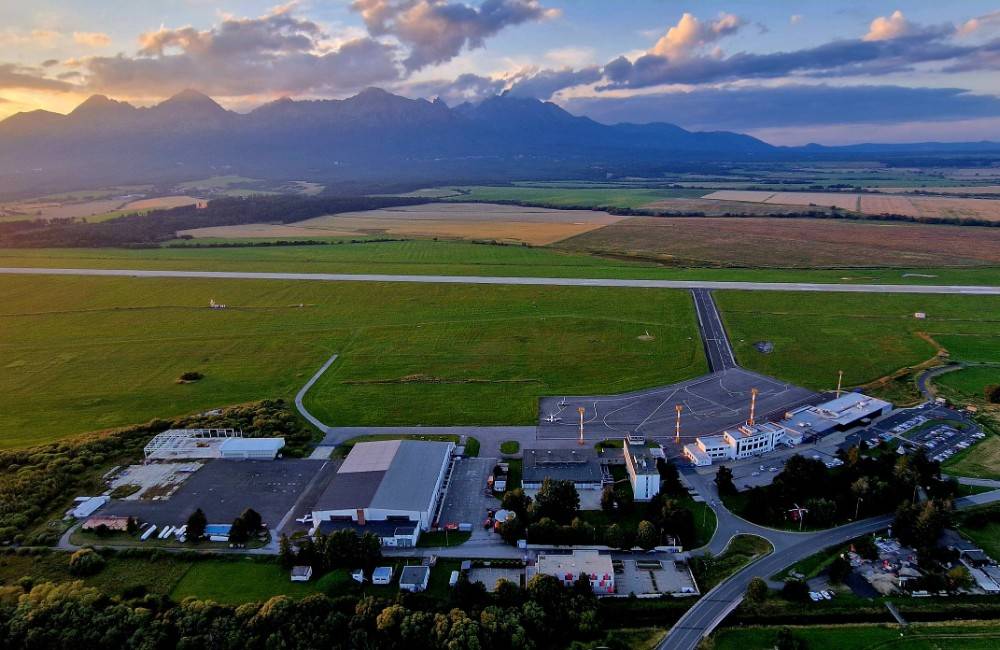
[
  {"x1": 781, "y1": 579, "x2": 809, "y2": 603},
  {"x1": 178, "y1": 371, "x2": 204, "y2": 382},
  {"x1": 985, "y1": 385, "x2": 1000, "y2": 404},
  {"x1": 68, "y1": 549, "x2": 105, "y2": 576}
]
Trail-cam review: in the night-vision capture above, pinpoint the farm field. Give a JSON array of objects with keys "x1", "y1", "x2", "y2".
[
  {"x1": 702, "y1": 189, "x2": 1000, "y2": 221},
  {"x1": 876, "y1": 186, "x2": 1000, "y2": 195},
  {"x1": 554, "y1": 216, "x2": 1000, "y2": 267},
  {"x1": 714, "y1": 291, "x2": 1000, "y2": 390},
  {"x1": 711, "y1": 621, "x2": 1000, "y2": 650},
  {"x1": 437, "y1": 185, "x2": 705, "y2": 208},
  {"x1": 0, "y1": 274, "x2": 702, "y2": 446},
  {"x1": 122, "y1": 195, "x2": 204, "y2": 211},
  {"x1": 943, "y1": 434, "x2": 1000, "y2": 481},
  {"x1": 181, "y1": 202, "x2": 626, "y2": 245},
  {"x1": 4, "y1": 240, "x2": 1000, "y2": 286},
  {"x1": 0, "y1": 196, "x2": 133, "y2": 222}
]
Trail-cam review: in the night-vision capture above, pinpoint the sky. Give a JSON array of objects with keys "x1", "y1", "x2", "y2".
[{"x1": 1, "y1": 1, "x2": 999, "y2": 144}]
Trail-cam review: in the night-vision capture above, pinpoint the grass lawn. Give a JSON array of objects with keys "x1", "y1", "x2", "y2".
[
  {"x1": 774, "y1": 541, "x2": 850, "y2": 581},
  {"x1": 712, "y1": 621, "x2": 1000, "y2": 650},
  {"x1": 697, "y1": 534, "x2": 772, "y2": 592},
  {"x1": 170, "y1": 559, "x2": 328, "y2": 603},
  {"x1": 944, "y1": 435, "x2": 1000, "y2": 480},
  {"x1": 937, "y1": 366, "x2": 1000, "y2": 402},
  {"x1": 2, "y1": 242, "x2": 1000, "y2": 286},
  {"x1": 715, "y1": 291, "x2": 1000, "y2": 390},
  {"x1": 500, "y1": 440, "x2": 520, "y2": 455},
  {"x1": 960, "y1": 520, "x2": 1000, "y2": 559},
  {"x1": 0, "y1": 552, "x2": 192, "y2": 598},
  {"x1": 0, "y1": 274, "x2": 702, "y2": 446}
]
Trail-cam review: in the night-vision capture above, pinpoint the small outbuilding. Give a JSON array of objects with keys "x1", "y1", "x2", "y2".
[
  {"x1": 220, "y1": 437, "x2": 285, "y2": 460},
  {"x1": 290, "y1": 566, "x2": 313, "y2": 582},
  {"x1": 399, "y1": 565, "x2": 431, "y2": 592},
  {"x1": 372, "y1": 566, "x2": 394, "y2": 585}
]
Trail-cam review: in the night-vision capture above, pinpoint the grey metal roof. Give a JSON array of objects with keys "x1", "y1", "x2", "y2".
[
  {"x1": 316, "y1": 471, "x2": 383, "y2": 511},
  {"x1": 399, "y1": 565, "x2": 430, "y2": 584},
  {"x1": 315, "y1": 440, "x2": 452, "y2": 514},
  {"x1": 370, "y1": 440, "x2": 453, "y2": 512},
  {"x1": 522, "y1": 448, "x2": 602, "y2": 485},
  {"x1": 317, "y1": 518, "x2": 417, "y2": 538}
]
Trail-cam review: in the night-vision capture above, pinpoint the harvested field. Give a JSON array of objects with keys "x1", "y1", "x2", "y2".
[
  {"x1": 641, "y1": 197, "x2": 837, "y2": 216},
  {"x1": 123, "y1": 195, "x2": 204, "y2": 211},
  {"x1": 875, "y1": 186, "x2": 1000, "y2": 195},
  {"x1": 554, "y1": 216, "x2": 1000, "y2": 267},
  {"x1": 181, "y1": 202, "x2": 626, "y2": 245},
  {"x1": 0, "y1": 197, "x2": 128, "y2": 221},
  {"x1": 701, "y1": 189, "x2": 1000, "y2": 221}
]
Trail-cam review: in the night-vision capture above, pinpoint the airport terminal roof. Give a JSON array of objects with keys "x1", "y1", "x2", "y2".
[
  {"x1": 220, "y1": 437, "x2": 285, "y2": 452},
  {"x1": 812, "y1": 392, "x2": 891, "y2": 424},
  {"x1": 523, "y1": 448, "x2": 602, "y2": 485},
  {"x1": 316, "y1": 440, "x2": 453, "y2": 513}
]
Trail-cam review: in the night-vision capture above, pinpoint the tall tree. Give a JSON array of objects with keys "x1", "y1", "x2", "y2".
[
  {"x1": 533, "y1": 479, "x2": 580, "y2": 524},
  {"x1": 715, "y1": 466, "x2": 737, "y2": 496},
  {"x1": 186, "y1": 508, "x2": 207, "y2": 542}
]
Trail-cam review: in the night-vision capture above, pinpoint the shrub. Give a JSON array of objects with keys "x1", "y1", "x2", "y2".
[{"x1": 68, "y1": 549, "x2": 105, "y2": 576}]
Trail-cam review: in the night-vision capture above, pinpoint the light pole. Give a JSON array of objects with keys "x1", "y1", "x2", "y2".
[{"x1": 855, "y1": 496, "x2": 863, "y2": 521}]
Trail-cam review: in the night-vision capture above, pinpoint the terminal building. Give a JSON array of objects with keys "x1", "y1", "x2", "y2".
[
  {"x1": 522, "y1": 448, "x2": 605, "y2": 491},
  {"x1": 684, "y1": 392, "x2": 892, "y2": 467},
  {"x1": 310, "y1": 439, "x2": 454, "y2": 547}
]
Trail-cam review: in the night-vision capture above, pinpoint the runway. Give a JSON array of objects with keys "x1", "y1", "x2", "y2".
[{"x1": 1, "y1": 266, "x2": 999, "y2": 294}]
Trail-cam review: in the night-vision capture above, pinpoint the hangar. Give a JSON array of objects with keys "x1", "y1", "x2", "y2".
[{"x1": 310, "y1": 439, "x2": 454, "y2": 547}]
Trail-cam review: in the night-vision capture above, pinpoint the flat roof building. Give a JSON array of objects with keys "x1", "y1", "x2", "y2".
[
  {"x1": 532, "y1": 550, "x2": 615, "y2": 595},
  {"x1": 783, "y1": 392, "x2": 892, "y2": 441},
  {"x1": 623, "y1": 440, "x2": 661, "y2": 501},
  {"x1": 219, "y1": 437, "x2": 284, "y2": 460},
  {"x1": 311, "y1": 439, "x2": 454, "y2": 547},
  {"x1": 522, "y1": 448, "x2": 603, "y2": 490},
  {"x1": 399, "y1": 565, "x2": 431, "y2": 592}
]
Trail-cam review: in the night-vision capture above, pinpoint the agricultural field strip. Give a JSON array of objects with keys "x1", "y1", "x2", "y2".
[{"x1": 3, "y1": 267, "x2": 1000, "y2": 294}]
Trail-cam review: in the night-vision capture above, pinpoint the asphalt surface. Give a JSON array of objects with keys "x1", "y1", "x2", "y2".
[
  {"x1": 658, "y1": 488, "x2": 1000, "y2": 650},
  {"x1": 692, "y1": 289, "x2": 737, "y2": 371},
  {"x1": 537, "y1": 368, "x2": 818, "y2": 447},
  {"x1": 3, "y1": 266, "x2": 1000, "y2": 294}
]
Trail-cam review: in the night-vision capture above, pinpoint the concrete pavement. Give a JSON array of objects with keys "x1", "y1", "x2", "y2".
[
  {"x1": 691, "y1": 289, "x2": 737, "y2": 371},
  {"x1": 3, "y1": 266, "x2": 1000, "y2": 294}
]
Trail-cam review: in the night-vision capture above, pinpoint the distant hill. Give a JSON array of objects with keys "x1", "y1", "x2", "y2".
[{"x1": 0, "y1": 87, "x2": 997, "y2": 194}]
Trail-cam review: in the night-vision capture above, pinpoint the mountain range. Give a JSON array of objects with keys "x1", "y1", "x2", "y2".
[{"x1": 1, "y1": 88, "x2": 998, "y2": 195}]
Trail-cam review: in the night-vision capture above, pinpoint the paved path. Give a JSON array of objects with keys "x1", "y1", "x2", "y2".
[
  {"x1": 691, "y1": 289, "x2": 737, "y2": 371},
  {"x1": 3, "y1": 266, "x2": 1000, "y2": 294},
  {"x1": 658, "y1": 488, "x2": 1000, "y2": 650}
]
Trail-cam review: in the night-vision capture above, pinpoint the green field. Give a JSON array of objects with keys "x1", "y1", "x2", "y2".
[
  {"x1": 712, "y1": 621, "x2": 1000, "y2": 650},
  {"x1": 0, "y1": 552, "x2": 192, "y2": 598},
  {"x1": 697, "y1": 534, "x2": 772, "y2": 592},
  {"x1": 937, "y1": 367, "x2": 1000, "y2": 401},
  {"x1": 716, "y1": 292, "x2": 1000, "y2": 390},
  {"x1": 944, "y1": 435, "x2": 1000, "y2": 480},
  {"x1": 2, "y1": 241, "x2": 1000, "y2": 286},
  {"x1": 0, "y1": 274, "x2": 702, "y2": 446},
  {"x1": 439, "y1": 185, "x2": 704, "y2": 208},
  {"x1": 170, "y1": 560, "x2": 339, "y2": 603}
]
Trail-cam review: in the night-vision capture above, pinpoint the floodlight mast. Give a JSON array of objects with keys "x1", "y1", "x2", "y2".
[
  {"x1": 577, "y1": 407, "x2": 586, "y2": 446},
  {"x1": 748, "y1": 388, "x2": 759, "y2": 426},
  {"x1": 674, "y1": 404, "x2": 683, "y2": 444},
  {"x1": 836, "y1": 370, "x2": 844, "y2": 398}
]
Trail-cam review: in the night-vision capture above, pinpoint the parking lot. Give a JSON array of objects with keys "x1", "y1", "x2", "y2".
[
  {"x1": 858, "y1": 403, "x2": 984, "y2": 463},
  {"x1": 103, "y1": 459, "x2": 324, "y2": 530},
  {"x1": 438, "y1": 457, "x2": 500, "y2": 537}
]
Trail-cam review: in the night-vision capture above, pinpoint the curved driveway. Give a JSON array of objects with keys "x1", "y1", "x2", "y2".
[{"x1": 2, "y1": 266, "x2": 1000, "y2": 294}]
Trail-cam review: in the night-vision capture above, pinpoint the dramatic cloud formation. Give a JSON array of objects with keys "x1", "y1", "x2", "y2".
[
  {"x1": 73, "y1": 32, "x2": 112, "y2": 48},
  {"x1": 649, "y1": 12, "x2": 745, "y2": 59},
  {"x1": 401, "y1": 71, "x2": 507, "y2": 104},
  {"x1": 505, "y1": 66, "x2": 602, "y2": 98},
  {"x1": 0, "y1": 63, "x2": 74, "y2": 91},
  {"x1": 352, "y1": 0, "x2": 558, "y2": 71},
  {"x1": 959, "y1": 10, "x2": 1000, "y2": 36},
  {"x1": 78, "y1": 5, "x2": 400, "y2": 97},
  {"x1": 864, "y1": 10, "x2": 913, "y2": 41},
  {"x1": 563, "y1": 85, "x2": 1000, "y2": 131}
]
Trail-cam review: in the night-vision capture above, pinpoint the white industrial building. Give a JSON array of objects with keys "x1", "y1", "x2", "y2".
[
  {"x1": 624, "y1": 438, "x2": 661, "y2": 501},
  {"x1": 684, "y1": 392, "x2": 893, "y2": 467},
  {"x1": 530, "y1": 550, "x2": 615, "y2": 595},
  {"x1": 219, "y1": 437, "x2": 285, "y2": 460},
  {"x1": 311, "y1": 439, "x2": 454, "y2": 547}
]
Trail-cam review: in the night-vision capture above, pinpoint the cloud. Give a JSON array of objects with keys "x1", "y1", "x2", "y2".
[
  {"x1": 73, "y1": 32, "x2": 112, "y2": 48},
  {"x1": 649, "y1": 12, "x2": 745, "y2": 59},
  {"x1": 0, "y1": 63, "x2": 74, "y2": 91},
  {"x1": 959, "y1": 10, "x2": 1000, "y2": 36},
  {"x1": 790, "y1": 14, "x2": 803, "y2": 26},
  {"x1": 77, "y1": 5, "x2": 400, "y2": 97},
  {"x1": 351, "y1": 0, "x2": 558, "y2": 71},
  {"x1": 0, "y1": 29, "x2": 62, "y2": 48},
  {"x1": 399, "y1": 71, "x2": 507, "y2": 104},
  {"x1": 560, "y1": 85, "x2": 1000, "y2": 131},
  {"x1": 600, "y1": 25, "x2": 979, "y2": 90},
  {"x1": 864, "y1": 10, "x2": 912, "y2": 41},
  {"x1": 505, "y1": 66, "x2": 602, "y2": 98}
]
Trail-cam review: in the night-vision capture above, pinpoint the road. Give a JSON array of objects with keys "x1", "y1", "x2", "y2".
[
  {"x1": 3, "y1": 266, "x2": 1000, "y2": 294},
  {"x1": 658, "y1": 488, "x2": 1000, "y2": 650},
  {"x1": 691, "y1": 289, "x2": 737, "y2": 371}
]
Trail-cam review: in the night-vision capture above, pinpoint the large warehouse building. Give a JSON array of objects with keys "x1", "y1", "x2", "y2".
[
  {"x1": 522, "y1": 448, "x2": 604, "y2": 491},
  {"x1": 311, "y1": 439, "x2": 454, "y2": 547}
]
